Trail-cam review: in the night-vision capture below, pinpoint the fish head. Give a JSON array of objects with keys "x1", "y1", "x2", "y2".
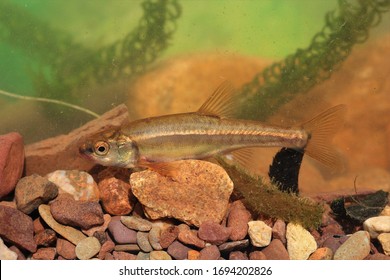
[{"x1": 79, "y1": 129, "x2": 139, "y2": 168}]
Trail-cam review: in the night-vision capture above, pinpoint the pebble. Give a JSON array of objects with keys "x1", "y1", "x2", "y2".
[
  {"x1": 114, "y1": 244, "x2": 141, "y2": 252},
  {"x1": 0, "y1": 237, "x2": 18, "y2": 260},
  {"x1": 82, "y1": 214, "x2": 111, "y2": 236},
  {"x1": 381, "y1": 205, "x2": 390, "y2": 216},
  {"x1": 113, "y1": 251, "x2": 137, "y2": 260},
  {"x1": 97, "y1": 240, "x2": 115, "y2": 259},
  {"x1": 0, "y1": 205, "x2": 37, "y2": 252},
  {"x1": 0, "y1": 132, "x2": 24, "y2": 199},
  {"x1": 50, "y1": 194, "x2": 104, "y2": 230},
  {"x1": 150, "y1": 250, "x2": 172, "y2": 260},
  {"x1": 198, "y1": 245, "x2": 221, "y2": 260},
  {"x1": 321, "y1": 235, "x2": 346, "y2": 254},
  {"x1": 198, "y1": 221, "x2": 231, "y2": 245},
  {"x1": 93, "y1": 231, "x2": 107, "y2": 244},
  {"x1": 98, "y1": 177, "x2": 134, "y2": 215},
  {"x1": 56, "y1": 238, "x2": 77, "y2": 259},
  {"x1": 308, "y1": 247, "x2": 333, "y2": 260},
  {"x1": 249, "y1": 251, "x2": 267, "y2": 260},
  {"x1": 334, "y1": 231, "x2": 371, "y2": 260},
  {"x1": 272, "y1": 219, "x2": 286, "y2": 244},
  {"x1": 218, "y1": 239, "x2": 249, "y2": 253},
  {"x1": 14, "y1": 174, "x2": 58, "y2": 214},
  {"x1": 108, "y1": 216, "x2": 137, "y2": 244},
  {"x1": 137, "y1": 231, "x2": 153, "y2": 252},
  {"x1": 131, "y1": 160, "x2": 233, "y2": 227},
  {"x1": 247, "y1": 221, "x2": 272, "y2": 247},
  {"x1": 32, "y1": 247, "x2": 56, "y2": 260},
  {"x1": 38, "y1": 204, "x2": 86, "y2": 245},
  {"x1": 159, "y1": 226, "x2": 179, "y2": 249},
  {"x1": 46, "y1": 170, "x2": 99, "y2": 201},
  {"x1": 363, "y1": 216, "x2": 390, "y2": 238},
  {"x1": 178, "y1": 224, "x2": 205, "y2": 248},
  {"x1": 121, "y1": 216, "x2": 152, "y2": 232},
  {"x1": 167, "y1": 241, "x2": 191, "y2": 260},
  {"x1": 262, "y1": 239, "x2": 289, "y2": 260},
  {"x1": 365, "y1": 253, "x2": 390, "y2": 260},
  {"x1": 377, "y1": 233, "x2": 390, "y2": 256},
  {"x1": 137, "y1": 252, "x2": 150, "y2": 260},
  {"x1": 33, "y1": 217, "x2": 46, "y2": 234},
  {"x1": 227, "y1": 200, "x2": 251, "y2": 241},
  {"x1": 149, "y1": 222, "x2": 164, "y2": 250},
  {"x1": 286, "y1": 223, "x2": 317, "y2": 260},
  {"x1": 187, "y1": 250, "x2": 200, "y2": 260},
  {"x1": 34, "y1": 229, "x2": 57, "y2": 247},
  {"x1": 75, "y1": 236, "x2": 101, "y2": 260},
  {"x1": 229, "y1": 251, "x2": 248, "y2": 260}
]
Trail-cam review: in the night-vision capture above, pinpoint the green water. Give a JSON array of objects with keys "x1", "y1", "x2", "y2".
[{"x1": 0, "y1": 0, "x2": 389, "y2": 143}]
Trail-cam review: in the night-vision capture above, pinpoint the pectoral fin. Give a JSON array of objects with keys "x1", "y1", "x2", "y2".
[{"x1": 139, "y1": 160, "x2": 181, "y2": 179}]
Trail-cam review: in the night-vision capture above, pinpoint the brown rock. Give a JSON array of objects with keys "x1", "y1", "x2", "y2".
[
  {"x1": 56, "y1": 238, "x2": 76, "y2": 259},
  {"x1": 93, "y1": 231, "x2": 108, "y2": 245},
  {"x1": 131, "y1": 160, "x2": 233, "y2": 227},
  {"x1": 38, "y1": 204, "x2": 86, "y2": 245},
  {"x1": 262, "y1": 239, "x2": 289, "y2": 260},
  {"x1": 167, "y1": 241, "x2": 191, "y2": 260},
  {"x1": 272, "y1": 219, "x2": 286, "y2": 244},
  {"x1": 249, "y1": 251, "x2": 267, "y2": 260},
  {"x1": 98, "y1": 177, "x2": 134, "y2": 215},
  {"x1": 14, "y1": 174, "x2": 58, "y2": 214},
  {"x1": 0, "y1": 205, "x2": 37, "y2": 252},
  {"x1": 34, "y1": 229, "x2": 57, "y2": 247},
  {"x1": 321, "y1": 236, "x2": 345, "y2": 254},
  {"x1": 160, "y1": 226, "x2": 179, "y2": 249},
  {"x1": 308, "y1": 247, "x2": 333, "y2": 260},
  {"x1": 229, "y1": 251, "x2": 248, "y2": 260},
  {"x1": 9, "y1": 245, "x2": 26, "y2": 260},
  {"x1": 227, "y1": 200, "x2": 251, "y2": 241},
  {"x1": 198, "y1": 221, "x2": 231, "y2": 245},
  {"x1": 33, "y1": 217, "x2": 46, "y2": 234},
  {"x1": 0, "y1": 132, "x2": 24, "y2": 199},
  {"x1": 218, "y1": 239, "x2": 249, "y2": 253},
  {"x1": 113, "y1": 251, "x2": 137, "y2": 260},
  {"x1": 198, "y1": 245, "x2": 220, "y2": 260},
  {"x1": 50, "y1": 194, "x2": 104, "y2": 230},
  {"x1": 25, "y1": 104, "x2": 129, "y2": 176},
  {"x1": 114, "y1": 244, "x2": 140, "y2": 252},
  {"x1": 97, "y1": 240, "x2": 115, "y2": 259},
  {"x1": 82, "y1": 214, "x2": 111, "y2": 237},
  {"x1": 187, "y1": 250, "x2": 200, "y2": 260},
  {"x1": 178, "y1": 224, "x2": 205, "y2": 248},
  {"x1": 32, "y1": 247, "x2": 56, "y2": 260},
  {"x1": 365, "y1": 253, "x2": 390, "y2": 260}
]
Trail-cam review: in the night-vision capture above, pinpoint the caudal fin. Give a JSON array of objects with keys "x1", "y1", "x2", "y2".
[{"x1": 302, "y1": 104, "x2": 347, "y2": 171}]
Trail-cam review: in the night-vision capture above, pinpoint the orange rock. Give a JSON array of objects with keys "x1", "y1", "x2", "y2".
[
  {"x1": 187, "y1": 250, "x2": 200, "y2": 260},
  {"x1": 308, "y1": 247, "x2": 333, "y2": 260}
]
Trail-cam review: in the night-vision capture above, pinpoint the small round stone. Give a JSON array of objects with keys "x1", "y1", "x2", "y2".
[
  {"x1": 363, "y1": 216, "x2": 390, "y2": 239},
  {"x1": 333, "y1": 231, "x2": 371, "y2": 260},
  {"x1": 121, "y1": 216, "x2": 152, "y2": 231},
  {"x1": 75, "y1": 237, "x2": 101, "y2": 260}
]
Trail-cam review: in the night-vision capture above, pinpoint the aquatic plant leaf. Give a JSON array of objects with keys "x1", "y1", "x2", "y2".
[
  {"x1": 218, "y1": 158, "x2": 323, "y2": 229},
  {"x1": 269, "y1": 148, "x2": 303, "y2": 194},
  {"x1": 331, "y1": 190, "x2": 389, "y2": 223},
  {"x1": 235, "y1": 0, "x2": 390, "y2": 121}
]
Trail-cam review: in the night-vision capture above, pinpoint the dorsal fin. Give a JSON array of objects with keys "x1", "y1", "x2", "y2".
[{"x1": 197, "y1": 81, "x2": 239, "y2": 118}]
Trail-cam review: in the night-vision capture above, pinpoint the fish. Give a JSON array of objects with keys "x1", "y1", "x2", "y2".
[{"x1": 79, "y1": 82, "x2": 346, "y2": 175}]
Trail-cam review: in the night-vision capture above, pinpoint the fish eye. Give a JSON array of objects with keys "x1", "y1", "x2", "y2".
[{"x1": 94, "y1": 141, "x2": 109, "y2": 156}]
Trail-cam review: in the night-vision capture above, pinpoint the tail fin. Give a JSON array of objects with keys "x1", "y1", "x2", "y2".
[{"x1": 302, "y1": 104, "x2": 347, "y2": 171}]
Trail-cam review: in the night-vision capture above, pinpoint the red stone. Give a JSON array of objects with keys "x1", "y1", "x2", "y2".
[
  {"x1": 198, "y1": 221, "x2": 231, "y2": 245},
  {"x1": 32, "y1": 247, "x2": 56, "y2": 260},
  {"x1": 56, "y1": 238, "x2": 76, "y2": 260},
  {"x1": 0, "y1": 132, "x2": 24, "y2": 199},
  {"x1": 98, "y1": 177, "x2": 134, "y2": 215},
  {"x1": 227, "y1": 200, "x2": 251, "y2": 241},
  {"x1": 34, "y1": 229, "x2": 57, "y2": 246},
  {"x1": 198, "y1": 245, "x2": 220, "y2": 260},
  {"x1": 262, "y1": 239, "x2": 289, "y2": 260},
  {"x1": 0, "y1": 205, "x2": 36, "y2": 252},
  {"x1": 160, "y1": 226, "x2": 179, "y2": 249}
]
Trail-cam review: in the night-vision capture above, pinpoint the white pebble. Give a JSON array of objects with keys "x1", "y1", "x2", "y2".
[
  {"x1": 363, "y1": 216, "x2": 390, "y2": 239},
  {"x1": 248, "y1": 221, "x2": 272, "y2": 247},
  {"x1": 286, "y1": 223, "x2": 317, "y2": 260},
  {"x1": 0, "y1": 238, "x2": 18, "y2": 260}
]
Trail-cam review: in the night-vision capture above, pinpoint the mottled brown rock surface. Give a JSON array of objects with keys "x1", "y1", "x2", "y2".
[
  {"x1": 50, "y1": 194, "x2": 104, "y2": 230},
  {"x1": 0, "y1": 132, "x2": 24, "y2": 199},
  {"x1": 15, "y1": 174, "x2": 58, "y2": 214},
  {"x1": 0, "y1": 205, "x2": 36, "y2": 252},
  {"x1": 25, "y1": 104, "x2": 129, "y2": 176},
  {"x1": 98, "y1": 177, "x2": 134, "y2": 215},
  {"x1": 131, "y1": 160, "x2": 233, "y2": 227}
]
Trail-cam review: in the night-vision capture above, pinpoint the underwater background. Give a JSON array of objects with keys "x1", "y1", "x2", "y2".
[{"x1": 1, "y1": 0, "x2": 390, "y2": 194}]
